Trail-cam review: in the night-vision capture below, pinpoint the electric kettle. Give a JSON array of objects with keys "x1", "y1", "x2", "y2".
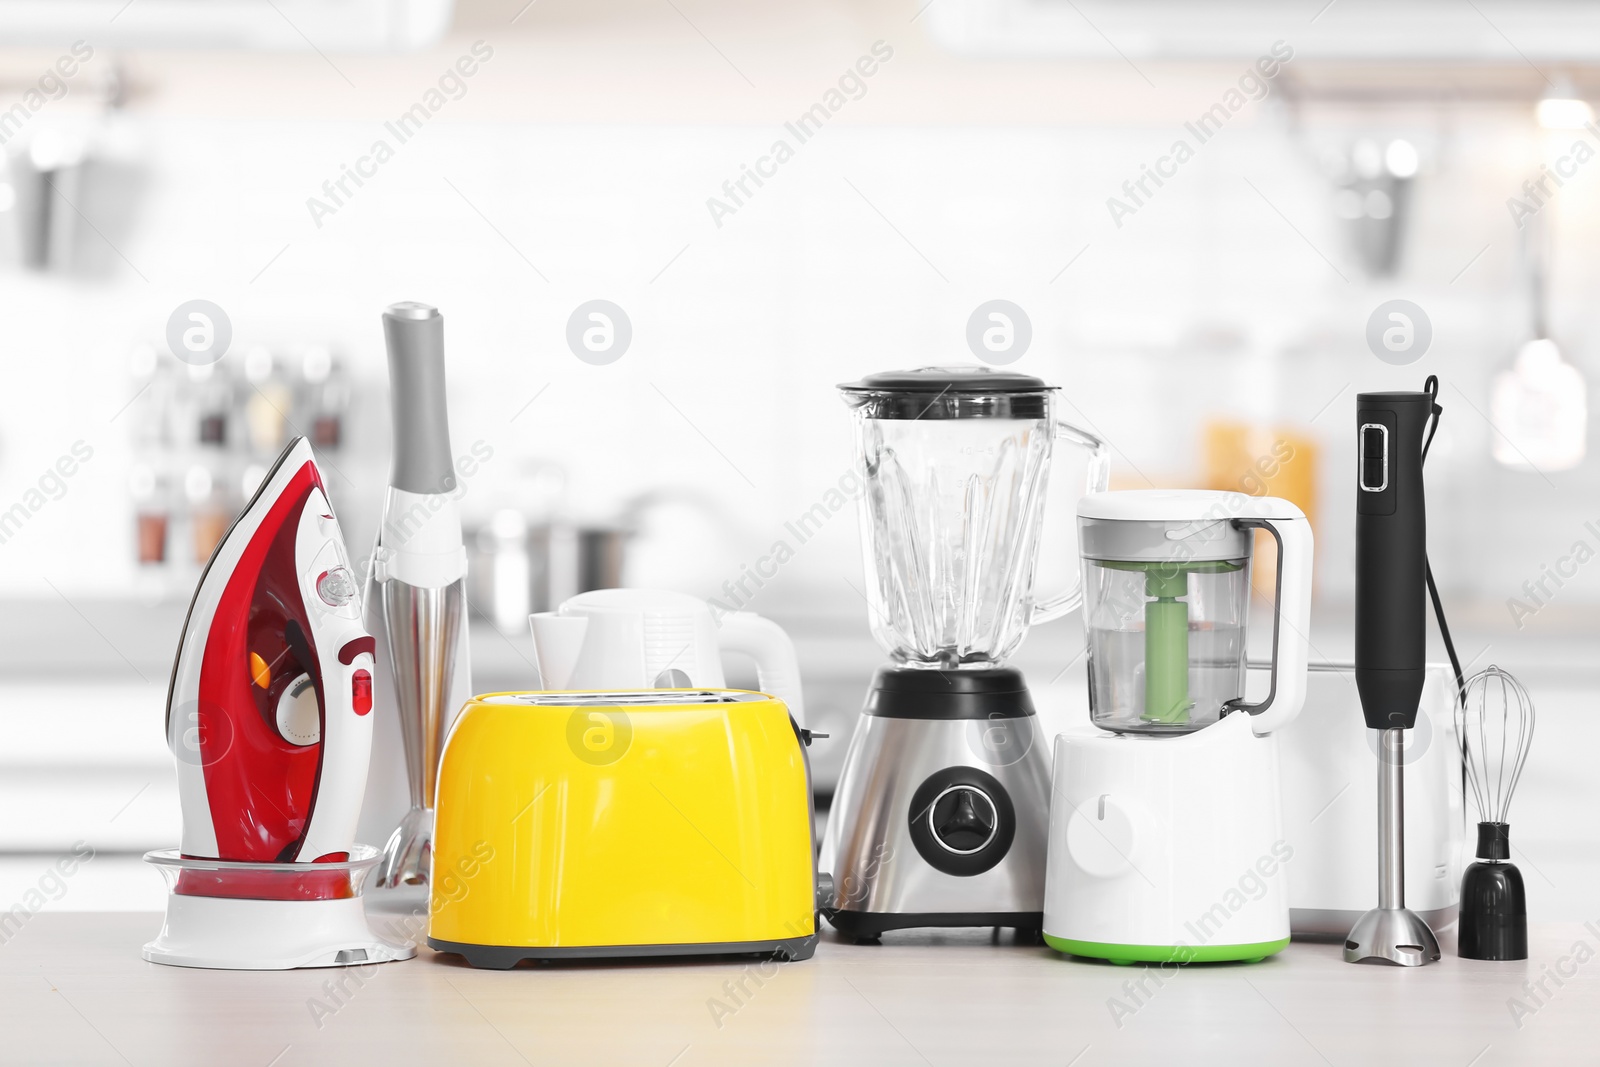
[{"x1": 529, "y1": 588, "x2": 806, "y2": 725}]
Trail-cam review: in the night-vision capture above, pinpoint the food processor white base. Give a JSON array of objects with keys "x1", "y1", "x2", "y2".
[
  {"x1": 1043, "y1": 714, "x2": 1292, "y2": 963},
  {"x1": 144, "y1": 894, "x2": 416, "y2": 970}
]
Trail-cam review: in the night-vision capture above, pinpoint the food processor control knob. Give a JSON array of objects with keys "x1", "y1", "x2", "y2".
[{"x1": 1065, "y1": 795, "x2": 1137, "y2": 878}]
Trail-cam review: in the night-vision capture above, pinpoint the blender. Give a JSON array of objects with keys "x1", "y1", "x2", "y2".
[
  {"x1": 1043, "y1": 489, "x2": 1313, "y2": 964},
  {"x1": 819, "y1": 366, "x2": 1109, "y2": 940}
]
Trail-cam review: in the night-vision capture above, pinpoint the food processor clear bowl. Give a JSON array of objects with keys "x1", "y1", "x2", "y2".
[
  {"x1": 840, "y1": 366, "x2": 1107, "y2": 669},
  {"x1": 1080, "y1": 514, "x2": 1252, "y2": 733}
]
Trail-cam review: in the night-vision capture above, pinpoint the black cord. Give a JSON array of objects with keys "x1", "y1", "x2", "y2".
[{"x1": 1420, "y1": 375, "x2": 1467, "y2": 711}]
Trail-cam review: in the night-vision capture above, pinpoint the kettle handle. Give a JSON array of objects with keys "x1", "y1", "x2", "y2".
[
  {"x1": 1030, "y1": 419, "x2": 1111, "y2": 625},
  {"x1": 719, "y1": 612, "x2": 806, "y2": 727}
]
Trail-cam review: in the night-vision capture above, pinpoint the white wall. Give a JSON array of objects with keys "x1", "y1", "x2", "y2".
[{"x1": 0, "y1": 54, "x2": 1594, "y2": 635}]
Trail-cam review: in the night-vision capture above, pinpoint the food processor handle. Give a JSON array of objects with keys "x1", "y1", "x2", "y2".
[
  {"x1": 1224, "y1": 515, "x2": 1314, "y2": 734},
  {"x1": 1030, "y1": 419, "x2": 1111, "y2": 624}
]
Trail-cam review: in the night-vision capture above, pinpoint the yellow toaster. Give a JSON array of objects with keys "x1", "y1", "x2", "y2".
[{"x1": 428, "y1": 689, "x2": 819, "y2": 967}]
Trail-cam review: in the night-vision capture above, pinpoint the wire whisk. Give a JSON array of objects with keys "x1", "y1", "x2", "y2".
[
  {"x1": 1454, "y1": 664, "x2": 1534, "y2": 961},
  {"x1": 1455, "y1": 665, "x2": 1535, "y2": 826}
]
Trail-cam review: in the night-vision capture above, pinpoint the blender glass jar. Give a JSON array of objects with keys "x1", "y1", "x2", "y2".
[
  {"x1": 1079, "y1": 499, "x2": 1253, "y2": 733},
  {"x1": 839, "y1": 366, "x2": 1108, "y2": 669}
]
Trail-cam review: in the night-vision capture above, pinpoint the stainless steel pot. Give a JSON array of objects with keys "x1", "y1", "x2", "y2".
[{"x1": 467, "y1": 511, "x2": 629, "y2": 632}]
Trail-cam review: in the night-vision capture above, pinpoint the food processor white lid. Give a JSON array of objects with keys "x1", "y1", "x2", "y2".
[{"x1": 1077, "y1": 489, "x2": 1306, "y2": 523}]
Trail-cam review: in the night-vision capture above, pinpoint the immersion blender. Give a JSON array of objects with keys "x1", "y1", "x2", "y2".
[
  {"x1": 1344, "y1": 389, "x2": 1442, "y2": 966},
  {"x1": 370, "y1": 302, "x2": 471, "y2": 888}
]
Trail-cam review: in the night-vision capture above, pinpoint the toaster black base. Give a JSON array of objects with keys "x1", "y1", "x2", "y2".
[
  {"x1": 824, "y1": 909, "x2": 1043, "y2": 941},
  {"x1": 429, "y1": 933, "x2": 819, "y2": 969}
]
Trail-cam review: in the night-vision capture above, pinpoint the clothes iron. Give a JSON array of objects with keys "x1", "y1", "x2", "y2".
[{"x1": 145, "y1": 437, "x2": 414, "y2": 969}]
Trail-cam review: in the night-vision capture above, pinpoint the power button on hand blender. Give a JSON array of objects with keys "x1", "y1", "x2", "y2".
[{"x1": 1359, "y1": 423, "x2": 1389, "y2": 492}]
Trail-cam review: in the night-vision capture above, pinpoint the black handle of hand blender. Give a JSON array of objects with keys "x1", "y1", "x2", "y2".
[
  {"x1": 1354, "y1": 391, "x2": 1432, "y2": 730},
  {"x1": 382, "y1": 302, "x2": 456, "y2": 496}
]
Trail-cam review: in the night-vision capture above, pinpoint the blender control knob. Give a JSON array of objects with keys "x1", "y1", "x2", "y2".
[
  {"x1": 907, "y1": 767, "x2": 1017, "y2": 877},
  {"x1": 1065, "y1": 795, "x2": 1137, "y2": 878},
  {"x1": 929, "y1": 785, "x2": 998, "y2": 854}
]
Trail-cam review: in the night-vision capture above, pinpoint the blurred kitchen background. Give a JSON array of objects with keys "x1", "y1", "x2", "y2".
[{"x1": 1, "y1": 0, "x2": 1598, "y2": 915}]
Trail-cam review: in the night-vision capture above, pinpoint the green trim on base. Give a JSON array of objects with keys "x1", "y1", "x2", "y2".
[{"x1": 1044, "y1": 934, "x2": 1290, "y2": 965}]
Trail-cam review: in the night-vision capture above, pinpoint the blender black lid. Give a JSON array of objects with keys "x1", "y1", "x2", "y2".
[
  {"x1": 839, "y1": 366, "x2": 1054, "y2": 394},
  {"x1": 838, "y1": 366, "x2": 1055, "y2": 419}
]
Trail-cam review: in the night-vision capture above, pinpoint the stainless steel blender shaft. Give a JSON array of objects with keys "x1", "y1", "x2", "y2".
[
  {"x1": 376, "y1": 578, "x2": 465, "y2": 887},
  {"x1": 1343, "y1": 728, "x2": 1441, "y2": 965},
  {"x1": 387, "y1": 580, "x2": 464, "y2": 809},
  {"x1": 1378, "y1": 727, "x2": 1404, "y2": 910}
]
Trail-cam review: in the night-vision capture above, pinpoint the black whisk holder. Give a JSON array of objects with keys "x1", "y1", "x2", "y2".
[{"x1": 1459, "y1": 821, "x2": 1527, "y2": 961}]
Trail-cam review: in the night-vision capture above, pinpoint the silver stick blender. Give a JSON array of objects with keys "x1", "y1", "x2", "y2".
[
  {"x1": 1344, "y1": 389, "x2": 1441, "y2": 966},
  {"x1": 371, "y1": 302, "x2": 471, "y2": 888}
]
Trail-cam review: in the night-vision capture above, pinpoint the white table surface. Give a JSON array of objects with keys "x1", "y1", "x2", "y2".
[{"x1": 3, "y1": 906, "x2": 1595, "y2": 1067}]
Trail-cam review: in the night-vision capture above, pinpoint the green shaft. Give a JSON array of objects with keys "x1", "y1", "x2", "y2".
[{"x1": 1142, "y1": 566, "x2": 1191, "y2": 724}]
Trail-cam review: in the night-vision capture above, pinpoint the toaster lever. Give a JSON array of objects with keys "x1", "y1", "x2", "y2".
[
  {"x1": 799, "y1": 729, "x2": 830, "y2": 746},
  {"x1": 815, "y1": 872, "x2": 835, "y2": 910}
]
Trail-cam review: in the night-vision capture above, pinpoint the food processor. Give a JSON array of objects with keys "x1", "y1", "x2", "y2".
[
  {"x1": 819, "y1": 366, "x2": 1109, "y2": 939},
  {"x1": 1043, "y1": 489, "x2": 1313, "y2": 964}
]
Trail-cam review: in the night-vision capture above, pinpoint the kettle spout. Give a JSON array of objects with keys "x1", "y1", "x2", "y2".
[{"x1": 529, "y1": 612, "x2": 589, "y2": 690}]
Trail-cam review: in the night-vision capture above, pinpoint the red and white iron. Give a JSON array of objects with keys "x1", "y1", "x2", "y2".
[{"x1": 144, "y1": 437, "x2": 414, "y2": 969}]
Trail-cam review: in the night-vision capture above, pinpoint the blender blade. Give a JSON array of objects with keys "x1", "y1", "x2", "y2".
[
  {"x1": 379, "y1": 805, "x2": 434, "y2": 889},
  {"x1": 1344, "y1": 906, "x2": 1442, "y2": 967}
]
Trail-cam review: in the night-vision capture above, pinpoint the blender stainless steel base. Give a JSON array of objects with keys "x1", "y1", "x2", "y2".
[
  {"x1": 819, "y1": 668, "x2": 1050, "y2": 939},
  {"x1": 1344, "y1": 728, "x2": 1441, "y2": 965}
]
